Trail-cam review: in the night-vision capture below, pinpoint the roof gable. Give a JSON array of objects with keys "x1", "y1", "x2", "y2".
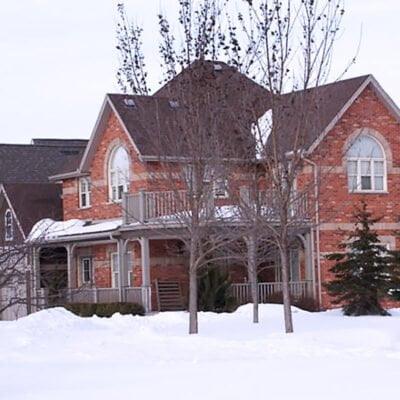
[
  {"x1": 306, "y1": 75, "x2": 400, "y2": 154},
  {"x1": 1, "y1": 183, "x2": 62, "y2": 237}
]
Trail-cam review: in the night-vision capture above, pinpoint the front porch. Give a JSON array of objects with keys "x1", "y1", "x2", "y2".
[{"x1": 29, "y1": 186, "x2": 316, "y2": 314}]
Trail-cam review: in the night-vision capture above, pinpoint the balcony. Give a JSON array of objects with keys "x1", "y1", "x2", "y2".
[{"x1": 122, "y1": 188, "x2": 309, "y2": 225}]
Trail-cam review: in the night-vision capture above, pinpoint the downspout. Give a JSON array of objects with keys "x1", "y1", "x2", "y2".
[{"x1": 301, "y1": 154, "x2": 322, "y2": 308}]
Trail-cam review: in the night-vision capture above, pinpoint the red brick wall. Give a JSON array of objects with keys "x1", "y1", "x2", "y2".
[
  {"x1": 62, "y1": 112, "x2": 150, "y2": 220},
  {"x1": 302, "y1": 86, "x2": 400, "y2": 309}
]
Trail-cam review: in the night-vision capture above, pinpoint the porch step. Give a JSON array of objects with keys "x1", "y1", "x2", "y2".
[{"x1": 156, "y1": 280, "x2": 185, "y2": 311}]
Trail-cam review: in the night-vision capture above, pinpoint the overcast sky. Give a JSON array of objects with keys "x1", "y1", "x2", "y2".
[{"x1": 0, "y1": 0, "x2": 399, "y2": 144}]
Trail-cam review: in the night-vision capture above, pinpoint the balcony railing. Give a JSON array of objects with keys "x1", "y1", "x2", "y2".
[
  {"x1": 231, "y1": 280, "x2": 313, "y2": 305},
  {"x1": 123, "y1": 188, "x2": 309, "y2": 225}
]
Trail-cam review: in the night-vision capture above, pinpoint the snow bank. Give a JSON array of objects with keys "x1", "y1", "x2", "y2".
[{"x1": 1, "y1": 304, "x2": 399, "y2": 400}]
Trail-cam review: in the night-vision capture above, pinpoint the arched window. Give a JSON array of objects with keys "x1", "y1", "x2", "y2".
[
  {"x1": 4, "y1": 209, "x2": 13, "y2": 241},
  {"x1": 347, "y1": 135, "x2": 386, "y2": 192},
  {"x1": 109, "y1": 146, "x2": 130, "y2": 202}
]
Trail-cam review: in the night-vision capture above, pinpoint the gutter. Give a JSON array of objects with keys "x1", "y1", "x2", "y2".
[{"x1": 28, "y1": 229, "x2": 121, "y2": 245}]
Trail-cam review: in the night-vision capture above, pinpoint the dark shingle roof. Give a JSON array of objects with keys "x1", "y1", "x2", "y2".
[
  {"x1": 0, "y1": 140, "x2": 88, "y2": 183},
  {"x1": 108, "y1": 61, "x2": 269, "y2": 159},
  {"x1": 270, "y1": 75, "x2": 370, "y2": 154},
  {"x1": 3, "y1": 183, "x2": 62, "y2": 236}
]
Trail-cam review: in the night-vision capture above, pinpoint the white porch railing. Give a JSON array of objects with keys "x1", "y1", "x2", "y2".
[{"x1": 231, "y1": 280, "x2": 313, "y2": 305}]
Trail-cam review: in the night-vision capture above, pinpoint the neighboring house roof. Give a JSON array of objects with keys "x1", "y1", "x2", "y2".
[
  {"x1": 0, "y1": 139, "x2": 88, "y2": 184},
  {"x1": 1, "y1": 183, "x2": 62, "y2": 239}
]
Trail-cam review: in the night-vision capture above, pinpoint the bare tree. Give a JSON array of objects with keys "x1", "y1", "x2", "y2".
[
  {"x1": 229, "y1": 0, "x2": 345, "y2": 333},
  {"x1": 119, "y1": 0, "x2": 263, "y2": 333},
  {"x1": 116, "y1": 0, "x2": 346, "y2": 334},
  {"x1": 0, "y1": 244, "x2": 32, "y2": 318}
]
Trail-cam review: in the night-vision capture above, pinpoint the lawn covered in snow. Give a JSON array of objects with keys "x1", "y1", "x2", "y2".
[{"x1": 1, "y1": 304, "x2": 400, "y2": 400}]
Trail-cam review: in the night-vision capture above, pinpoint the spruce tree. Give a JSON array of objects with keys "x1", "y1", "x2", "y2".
[{"x1": 325, "y1": 202, "x2": 400, "y2": 316}]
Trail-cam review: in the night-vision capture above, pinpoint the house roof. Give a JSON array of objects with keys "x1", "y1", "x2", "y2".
[
  {"x1": 74, "y1": 61, "x2": 269, "y2": 174},
  {"x1": 0, "y1": 140, "x2": 88, "y2": 184},
  {"x1": 59, "y1": 63, "x2": 400, "y2": 179},
  {"x1": 1, "y1": 183, "x2": 62, "y2": 237},
  {"x1": 108, "y1": 60, "x2": 269, "y2": 159},
  {"x1": 262, "y1": 75, "x2": 370, "y2": 155}
]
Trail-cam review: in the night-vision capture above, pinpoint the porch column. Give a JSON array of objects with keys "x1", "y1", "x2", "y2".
[
  {"x1": 32, "y1": 246, "x2": 41, "y2": 312},
  {"x1": 304, "y1": 231, "x2": 315, "y2": 298},
  {"x1": 66, "y1": 244, "x2": 76, "y2": 289},
  {"x1": 117, "y1": 239, "x2": 126, "y2": 302},
  {"x1": 140, "y1": 237, "x2": 151, "y2": 313}
]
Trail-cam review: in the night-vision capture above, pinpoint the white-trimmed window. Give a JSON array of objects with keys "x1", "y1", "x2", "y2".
[
  {"x1": 4, "y1": 209, "x2": 13, "y2": 241},
  {"x1": 109, "y1": 146, "x2": 130, "y2": 202},
  {"x1": 111, "y1": 252, "x2": 133, "y2": 288},
  {"x1": 81, "y1": 257, "x2": 93, "y2": 284},
  {"x1": 79, "y1": 177, "x2": 92, "y2": 208},
  {"x1": 347, "y1": 135, "x2": 386, "y2": 192},
  {"x1": 213, "y1": 177, "x2": 228, "y2": 198}
]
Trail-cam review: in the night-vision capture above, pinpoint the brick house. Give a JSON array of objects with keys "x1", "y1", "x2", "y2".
[{"x1": 29, "y1": 62, "x2": 400, "y2": 312}]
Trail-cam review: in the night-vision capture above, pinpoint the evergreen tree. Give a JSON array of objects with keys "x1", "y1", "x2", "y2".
[
  {"x1": 197, "y1": 265, "x2": 238, "y2": 313},
  {"x1": 325, "y1": 202, "x2": 400, "y2": 316}
]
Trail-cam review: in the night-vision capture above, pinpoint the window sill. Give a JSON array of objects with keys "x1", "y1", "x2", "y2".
[
  {"x1": 349, "y1": 190, "x2": 388, "y2": 195},
  {"x1": 79, "y1": 206, "x2": 92, "y2": 210},
  {"x1": 107, "y1": 199, "x2": 123, "y2": 205}
]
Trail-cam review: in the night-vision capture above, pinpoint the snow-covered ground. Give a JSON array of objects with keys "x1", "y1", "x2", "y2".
[{"x1": 1, "y1": 304, "x2": 399, "y2": 400}]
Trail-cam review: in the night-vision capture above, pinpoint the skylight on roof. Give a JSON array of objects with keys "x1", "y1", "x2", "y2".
[
  {"x1": 123, "y1": 98, "x2": 136, "y2": 108},
  {"x1": 169, "y1": 100, "x2": 179, "y2": 108},
  {"x1": 213, "y1": 64, "x2": 223, "y2": 72}
]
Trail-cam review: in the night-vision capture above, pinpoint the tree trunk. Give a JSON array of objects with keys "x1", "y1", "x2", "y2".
[
  {"x1": 280, "y1": 242, "x2": 294, "y2": 333},
  {"x1": 246, "y1": 235, "x2": 259, "y2": 323},
  {"x1": 188, "y1": 240, "x2": 198, "y2": 334}
]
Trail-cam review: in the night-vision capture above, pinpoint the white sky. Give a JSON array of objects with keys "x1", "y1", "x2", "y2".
[{"x1": 0, "y1": 0, "x2": 399, "y2": 144}]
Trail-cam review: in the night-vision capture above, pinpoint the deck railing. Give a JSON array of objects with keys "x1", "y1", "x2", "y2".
[
  {"x1": 123, "y1": 188, "x2": 309, "y2": 224},
  {"x1": 123, "y1": 190, "x2": 194, "y2": 224},
  {"x1": 231, "y1": 280, "x2": 313, "y2": 305}
]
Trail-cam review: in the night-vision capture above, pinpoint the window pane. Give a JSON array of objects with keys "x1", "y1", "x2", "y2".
[
  {"x1": 81, "y1": 193, "x2": 87, "y2": 207},
  {"x1": 361, "y1": 176, "x2": 371, "y2": 190},
  {"x1": 348, "y1": 176, "x2": 357, "y2": 191},
  {"x1": 112, "y1": 254, "x2": 119, "y2": 272},
  {"x1": 374, "y1": 176, "x2": 384, "y2": 190},
  {"x1": 347, "y1": 160, "x2": 357, "y2": 174},
  {"x1": 347, "y1": 136, "x2": 383, "y2": 158},
  {"x1": 361, "y1": 161, "x2": 371, "y2": 175},
  {"x1": 82, "y1": 259, "x2": 92, "y2": 283},
  {"x1": 374, "y1": 160, "x2": 384, "y2": 175},
  {"x1": 113, "y1": 272, "x2": 120, "y2": 288}
]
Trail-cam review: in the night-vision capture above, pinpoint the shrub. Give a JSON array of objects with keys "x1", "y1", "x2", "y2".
[
  {"x1": 64, "y1": 302, "x2": 145, "y2": 317},
  {"x1": 197, "y1": 266, "x2": 238, "y2": 313}
]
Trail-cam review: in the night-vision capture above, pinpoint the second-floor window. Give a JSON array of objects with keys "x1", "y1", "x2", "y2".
[
  {"x1": 213, "y1": 177, "x2": 228, "y2": 198},
  {"x1": 347, "y1": 135, "x2": 386, "y2": 192},
  {"x1": 4, "y1": 209, "x2": 13, "y2": 241},
  {"x1": 109, "y1": 146, "x2": 130, "y2": 202},
  {"x1": 79, "y1": 177, "x2": 92, "y2": 208}
]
